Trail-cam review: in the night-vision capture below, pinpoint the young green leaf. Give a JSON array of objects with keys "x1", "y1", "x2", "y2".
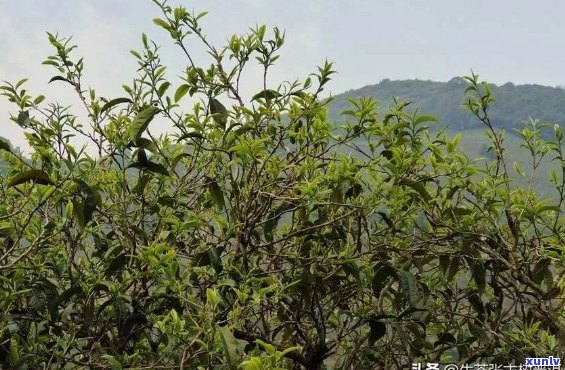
[
  {"x1": 174, "y1": 84, "x2": 190, "y2": 102},
  {"x1": 157, "y1": 81, "x2": 171, "y2": 97},
  {"x1": 33, "y1": 95, "x2": 45, "y2": 105}
]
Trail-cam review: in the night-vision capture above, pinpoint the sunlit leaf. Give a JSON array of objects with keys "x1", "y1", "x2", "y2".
[
  {"x1": 157, "y1": 81, "x2": 171, "y2": 97},
  {"x1": 414, "y1": 114, "x2": 437, "y2": 125},
  {"x1": 174, "y1": 84, "x2": 190, "y2": 102}
]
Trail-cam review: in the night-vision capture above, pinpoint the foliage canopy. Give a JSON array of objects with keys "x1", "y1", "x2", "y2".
[{"x1": 1, "y1": 2, "x2": 565, "y2": 369}]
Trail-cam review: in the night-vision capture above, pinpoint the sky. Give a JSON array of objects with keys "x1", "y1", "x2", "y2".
[{"x1": 1, "y1": 0, "x2": 565, "y2": 150}]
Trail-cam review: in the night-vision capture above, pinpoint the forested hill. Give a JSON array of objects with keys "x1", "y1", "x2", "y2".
[{"x1": 328, "y1": 77, "x2": 565, "y2": 131}]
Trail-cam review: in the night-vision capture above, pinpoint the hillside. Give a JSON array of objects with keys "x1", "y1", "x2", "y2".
[{"x1": 328, "y1": 78, "x2": 565, "y2": 132}]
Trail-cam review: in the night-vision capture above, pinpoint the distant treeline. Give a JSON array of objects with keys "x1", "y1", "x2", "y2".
[{"x1": 328, "y1": 78, "x2": 565, "y2": 132}]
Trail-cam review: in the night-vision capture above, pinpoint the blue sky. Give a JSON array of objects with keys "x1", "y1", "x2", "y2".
[{"x1": 1, "y1": 0, "x2": 565, "y2": 149}]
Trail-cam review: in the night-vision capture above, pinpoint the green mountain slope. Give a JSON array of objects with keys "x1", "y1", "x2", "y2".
[{"x1": 329, "y1": 78, "x2": 565, "y2": 132}]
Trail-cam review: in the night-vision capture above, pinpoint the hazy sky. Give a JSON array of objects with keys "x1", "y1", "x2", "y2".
[{"x1": 1, "y1": 0, "x2": 565, "y2": 149}]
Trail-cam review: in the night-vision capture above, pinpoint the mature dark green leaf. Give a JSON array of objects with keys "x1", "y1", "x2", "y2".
[
  {"x1": 17, "y1": 110, "x2": 30, "y2": 127},
  {"x1": 377, "y1": 212, "x2": 395, "y2": 231},
  {"x1": 452, "y1": 207, "x2": 473, "y2": 216},
  {"x1": 133, "y1": 174, "x2": 152, "y2": 195},
  {"x1": 399, "y1": 179, "x2": 432, "y2": 203},
  {"x1": 107, "y1": 253, "x2": 128, "y2": 275},
  {"x1": 209, "y1": 98, "x2": 228, "y2": 129},
  {"x1": 381, "y1": 149, "x2": 393, "y2": 160},
  {"x1": 126, "y1": 137, "x2": 159, "y2": 155},
  {"x1": 345, "y1": 183, "x2": 363, "y2": 199},
  {"x1": 48, "y1": 76, "x2": 74, "y2": 85},
  {"x1": 252, "y1": 89, "x2": 281, "y2": 101},
  {"x1": 137, "y1": 148, "x2": 148, "y2": 164},
  {"x1": 90, "y1": 282, "x2": 111, "y2": 295},
  {"x1": 74, "y1": 179, "x2": 102, "y2": 227},
  {"x1": 8, "y1": 170, "x2": 53, "y2": 187},
  {"x1": 368, "y1": 320, "x2": 386, "y2": 346},
  {"x1": 439, "y1": 254, "x2": 450, "y2": 274},
  {"x1": 100, "y1": 97, "x2": 132, "y2": 115},
  {"x1": 446, "y1": 185, "x2": 460, "y2": 199},
  {"x1": 217, "y1": 326, "x2": 241, "y2": 368},
  {"x1": 57, "y1": 286, "x2": 84, "y2": 306},
  {"x1": 468, "y1": 292, "x2": 485, "y2": 318},
  {"x1": 398, "y1": 270, "x2": 422, "y2": 306},
  {"x1": 208, "y1": 246, "x2": 223, "y2": 274},
  {"x1": 0, "y1": 138, "x2": 11, "y2": 153},
  {"x1": 263, "y1": 214, "x2": 280, "y2": 242},
  {"x1": 177, "y1": 132, "x2": 204, "y2": 141},
  {"x1": 372, "y1": 263, "x2": 397, "y2": 297},
  {"x1": 472, "y1": 262, "x2": 486, "y2": 293},
  {"x1": 532, "y1": 258, "x2": 551, "y2": 285},
  {"x1": 434, "y1": 332, "x2": 457, "y2": 347},
  {"x1": 447, "y1": 257, "x2": 460, "y2": 281},
  {"x1": 208, "y1": 180, "x2": 225, "y2": 210},
  {"x1": 130, "y1": 160, "x2": 169, "y2": 176},
  {"x1": 129, "y1": 106, "x2": 160, "y2": 143},
  {"x1": 73, "y1": 200, "x2": 86, "y2": 229}
]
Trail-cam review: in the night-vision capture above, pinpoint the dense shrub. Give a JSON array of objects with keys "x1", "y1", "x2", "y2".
[{"x1": 1, "y1": 2, "x2": 564, "y2": 368}]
